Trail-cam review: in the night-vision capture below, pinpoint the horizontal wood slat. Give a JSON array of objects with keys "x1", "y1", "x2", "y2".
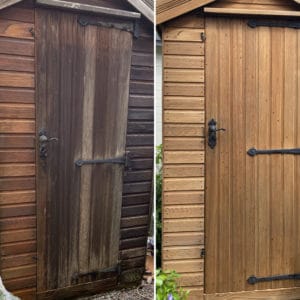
[
  {"x1": 0, "y1": 71, "x2": 34, "y2": 88},
  {"x1": 163, "y1": 246, "x2": 203, "y2": 259},
  {"x1": 164, "y1": 137, "x2": 204, "y2": 150},
  {"x1": 0, "y1": 120, "x2": 35, "y2": 133},
  {"x1": 164, "y1": 28, "x2": 204, "y2": 42},
  {"x1": 0, "y1": 37, "x2": 34, "y2": 56},
  {"x1": 0, "y1": 88, "x2": 35, "y2": 103},
  {"x1": 0, "y1": 103, "x2": 35, "y2": 119},
  {"x1": 164, "y1": 42, "x2": 204, "y2": 55},
  {"x1": 164, "y1": 124, "x2": 205, "y2": 137},
  {"x1": 164, "y1": 55, "x2": 204, "y2": 69},
  {"x1": 164, "y1": 110, "x2": 204, "y2": 123},
  {"x1": 164, "y1": 151, "x2": 204, "y2": 164},
  {"x1": 0, "y1": 150, "x2": 35, "y2": 162},
  {"x1": 164, "y1": 96, "x2": 204, "y2": 110},
  {"x1": 164, "y1": 191, "x2": 205, "y2": 206},
  {"x1": 0, "y1": 54, "x2": 34, "y2": 72},
  {"x1": 164, "y1": 178, "x2": 204, "y2": 191},
  {"x1": 164, "y1": 219, "x2": 204, "y2": 233},
  {"x1": 164, "y1": 69, "x2": 204, "y2": 83},
  {"x1": 0, "y1": 135, "x2": 35, "y2": 148},
  {"x1": 1, "y1": 240, "x2": 36, "y2": 256},
  {"x1": 165, "y1": 229, "x2": 205, "y2": 248},
  {"x1": 163, "y1": 259, "x2": 204, "y2": 273},
  {"x1": 164, "y1": 164, "x2": 204, "y2": 178},
  {"x1": 0, "y1": 7, "x2": 34, "y2": 23},
  {"x1": 0, "y1": 19, "x2": 34, "y2": 40},
  {"x1": 0, "y1": 164, "x2": 35, "y2": 177},
  {"x1": 164, "y1": 205, "x2": 204, "y2": 219},
  {"x1": 0, "y1": 216, "x2": 36, "y2": 231},
  {"x1": 164, "y1": 83, "x2": 204, "y2": 96}
]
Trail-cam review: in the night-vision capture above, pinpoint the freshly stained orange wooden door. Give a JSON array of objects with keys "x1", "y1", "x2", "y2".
[
  {"x1": 36, "y1": 9, "x2": 133, "y2": 294},
  {"x1": 206, "y1": 17, "x2": 300, "y2": 295}
]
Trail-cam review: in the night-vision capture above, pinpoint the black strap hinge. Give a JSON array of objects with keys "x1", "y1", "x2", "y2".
[
  {"x1": 248, "y1": 273, "x2": 300, "y2": 285},
  {"x1": 75, "y1": 151, "x2": 132, "y2": 169},
  {"x1": 78, "y1": 16, "x2": 139, "y2": 38},
  {"x1": 248, "y1": 19, "x2": 300, "y2": 29}
]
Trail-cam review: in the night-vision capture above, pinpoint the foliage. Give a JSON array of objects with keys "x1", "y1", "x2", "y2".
[
  {"x1": 156, "y1": 269, "x2": 189, "y2": 300},
  {"x1": 156, "y1": 144, "x2": 162, "y2": 268}
]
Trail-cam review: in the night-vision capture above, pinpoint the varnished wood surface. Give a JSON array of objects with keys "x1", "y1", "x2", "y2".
[
  {"x1": 0, "y1": 1, "x2": 37, "y2": 298},
  {"x1": 205, "y1": 17, "x2": 300, "y2": 295},
  {"x1": 162, "y1": 14, "x2": 205, "y2": 299}
]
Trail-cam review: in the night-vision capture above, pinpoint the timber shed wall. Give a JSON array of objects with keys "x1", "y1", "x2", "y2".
[
  {"x1": 120, "y1": 16, "x2": 154, "y2": 282},
  {"x1": 0, "y1": 1, "x2": 37, "y2": 299},
  {"x1": 0, "y1": 1, "x2": 153, "y2": 298},
  {"x1": 162, "y1": 13, "x2": 206, "y2": 300}
]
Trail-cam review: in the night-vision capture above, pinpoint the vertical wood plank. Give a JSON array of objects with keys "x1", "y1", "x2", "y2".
[
  {"x1": 282, "y1": 27, "x2": 297, "y2": 289},
  {"x1": 205, "y1": 17, "x2": 220, "y2": 294},
  {"x1": 78, "y1": 25, "x2": 97, "y2": 274},
  {"x1": 269, "y1": 27, "x2": 284, "y2": 290},
  {"x1": 244, "y1": 18, "x2": 259, "y2": 292}
]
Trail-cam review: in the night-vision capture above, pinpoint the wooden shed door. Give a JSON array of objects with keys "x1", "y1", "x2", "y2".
[
  {"x1": 206, "y1": 17, "x2": 300, "y2": 296},
  {"x1": 36, "y1": 9, "x2": 133, "y2": 293}
]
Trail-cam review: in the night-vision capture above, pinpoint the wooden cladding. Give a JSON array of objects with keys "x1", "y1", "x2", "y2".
[
  {"x1": 162, "y1": 14, "x2": 205, "y2": 299},
  {"x1": 0, "y1": 2, "x2": 37, "y2": 299}
]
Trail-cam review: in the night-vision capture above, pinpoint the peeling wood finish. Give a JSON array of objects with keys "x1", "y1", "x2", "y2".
[{"x1": 36, "y1": 8, "x2": 132, "y2": 294}]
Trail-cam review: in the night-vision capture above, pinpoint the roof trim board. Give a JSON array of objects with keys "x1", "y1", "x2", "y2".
[
  {"x1": 36, "y1": 0, "x2": 141, "y2": 19},
  {"x1": 127, "y1": 0, "x2": 153, "y2": 22},
  {"x1": 0, "y1": 0, "x2": 153, "y2": 21},
  {"x1": 156, "y1": 0, "x2": 300, "y2": 24},
  {"x1": 157, "y1": 0, "x2": 216, "y2": 24},
  {"x1": 204, "y1": 3, "x2": 300, "y2": 17},
  {"x1": 0, "y1": 0, "x2": 22, "y2": 10}
]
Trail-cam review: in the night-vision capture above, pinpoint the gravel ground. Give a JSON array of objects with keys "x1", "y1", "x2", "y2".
[{"x1": 78, "y1": 283, "x2": 154, "y2": 300}]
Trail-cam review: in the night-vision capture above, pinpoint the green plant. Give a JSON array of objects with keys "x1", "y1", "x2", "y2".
[
  {"x1": 156, "y1": 144, "x2": 162, "y2": 268},
  {"x1": 156, "y1": 269, "x2": 189, "y2": 300}
]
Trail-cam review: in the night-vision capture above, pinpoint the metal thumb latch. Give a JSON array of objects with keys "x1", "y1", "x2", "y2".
[{"x1": 208, "y1": 119, "x2": 226, "y2": 149}]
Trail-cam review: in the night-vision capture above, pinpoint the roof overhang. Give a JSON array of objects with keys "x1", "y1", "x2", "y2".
[
  {"x1": 156, "y1": 0, "x2": 216, "y2": 24},
  {"x1": 0, "y1": 0, "x2": 154, "y2": 21},
  {"x1": 156, "y1": 0, "x2": 300, "y2": 25},
  {"x1": 127, "y1": 0, "x2": 154, "y2": 23}
]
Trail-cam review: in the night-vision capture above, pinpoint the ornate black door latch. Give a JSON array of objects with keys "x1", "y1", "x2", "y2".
[
  {"x1": 39, "y1": 129, "x2": 58, "y2": 160},
  {"x1": 208, "y1": 119, "x2": 226, "y2": 149}
]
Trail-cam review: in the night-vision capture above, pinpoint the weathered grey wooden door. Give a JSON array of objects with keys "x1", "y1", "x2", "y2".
[
  {"x1": 206, "y1": 17, "x2": 300, "y2": 297},
  {"x1": 36, "y1": 8, "x2": 133, "y2": 295}
]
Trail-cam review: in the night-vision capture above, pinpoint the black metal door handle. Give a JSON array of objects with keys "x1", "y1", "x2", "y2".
[
  {"x1": 39, "y1": 129, "x2": 58, "y2": 160},
  {"x1": 208, "y1": 119, "x2": 226, "y2": 149}
]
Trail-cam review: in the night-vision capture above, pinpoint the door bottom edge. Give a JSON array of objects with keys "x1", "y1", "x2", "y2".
[
  {"x1": 37, "y1": 277, "x2": 118, "y2": 300},
  {"x1": 204, "y1": 286, "x2": 300, "y2": 299}
]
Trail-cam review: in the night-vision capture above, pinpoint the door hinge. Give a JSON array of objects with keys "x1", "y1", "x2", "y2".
[
  {"x1": 248, "y1": 273, "x2": 300, "y2": 285},
  {"x1": 78, "y1": 16, "x2": 139, "y2": 38},
  {"x1": 75, "y1": 151, "x2": 132, "y2": 169},
  {"x1": 247, "y1": 147, "x2": 300, "y2": 157}
]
